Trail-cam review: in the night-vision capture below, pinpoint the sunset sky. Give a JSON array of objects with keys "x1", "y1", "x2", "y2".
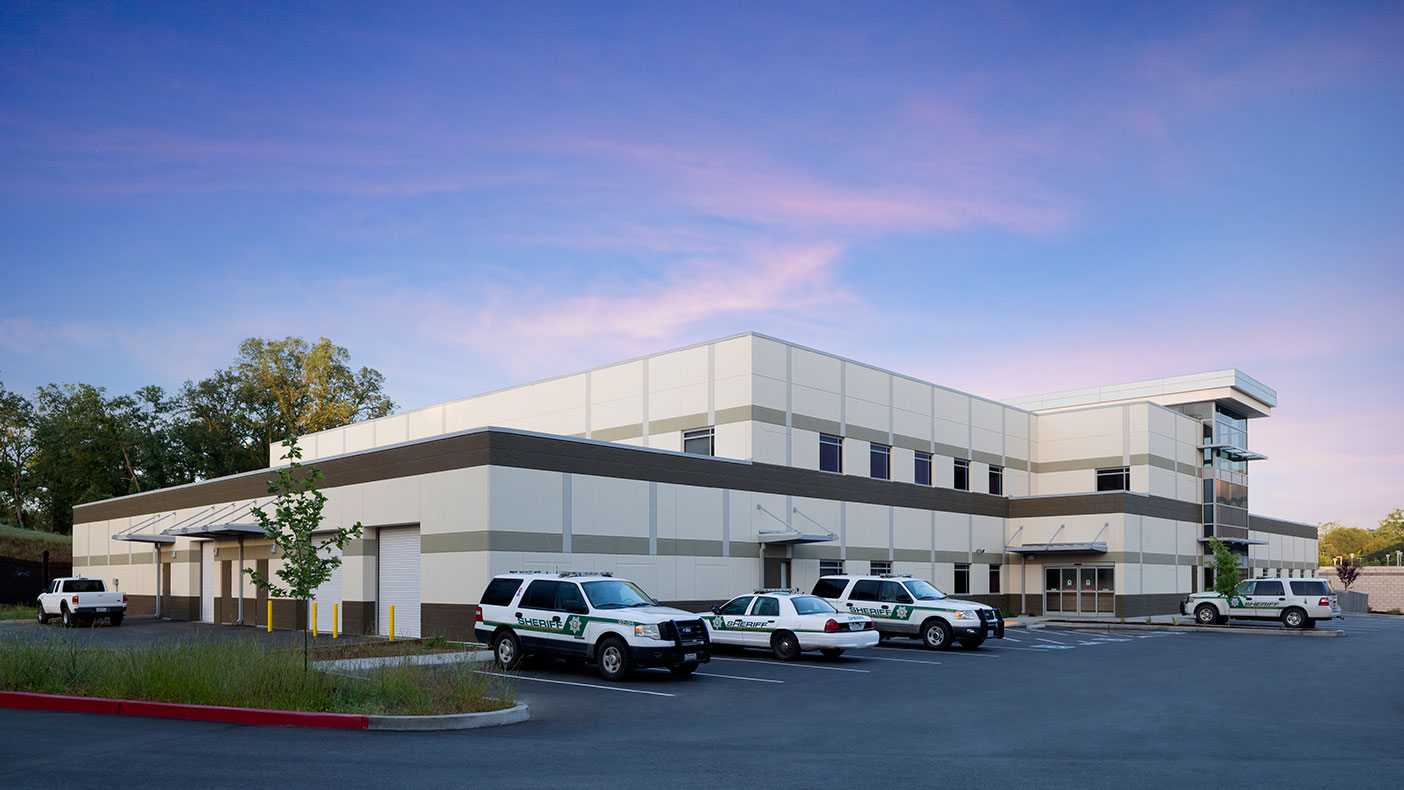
[{"x1": 2, "y1": 1, "x2": 1401, "y2": 528}]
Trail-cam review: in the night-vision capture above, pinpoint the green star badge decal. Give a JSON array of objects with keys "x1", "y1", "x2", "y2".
[
  {"x1": 894, "y1": 606, "x2": 910, "y2": 619},
  {"x1": 566, "y1": 615, "x2": 584, "y2": 635}
]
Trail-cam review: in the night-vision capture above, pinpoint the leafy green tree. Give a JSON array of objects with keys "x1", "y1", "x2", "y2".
[
  {"x1": 0, "y1": 380, "x2": 37, "y2": 528},
  {"x1": 171, "y1": 369, "x2": 267, "y2": 480},
  {"x1": 30, "y1": 383, "x2": 136, "y2": 532},
  {"x1": 245, "y1": 437, "x2": 362, "y2": 669},
  {"x1": 1317, "y1": 522, "x2": 1381, "y2": 566},
  {"x1": 235, "y1": 337, "x2": 395, "y2": 454},
  {"x1": 1208, "y1": 536, "x2": 1242, "y2": 619},
  {"x1": 1375, "y1": 509, "x2": 1404, "y2": 549}
]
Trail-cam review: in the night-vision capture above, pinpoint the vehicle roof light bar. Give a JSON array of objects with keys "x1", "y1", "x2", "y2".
[{"x1": 558, "y1": 570, "x2": 614, "y2": 578}]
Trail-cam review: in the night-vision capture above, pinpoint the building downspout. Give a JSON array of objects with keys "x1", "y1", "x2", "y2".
[
  {"x1": 236, "y1": 537, "x2": 245, "y2": 625},
  {"x1": 154, "y1": 545, "x2": 162, "y2": 619}
]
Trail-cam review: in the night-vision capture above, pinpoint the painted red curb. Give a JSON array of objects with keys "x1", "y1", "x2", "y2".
[
  {"x1": 0, "y1": 691, "x2": 367, "y2": 729},
  {"x1": 120, "y1": 700, "x2": 368, "y2": 729},
  {"x1": 0, "y1": 691, "x2": 122, "y2": 715}
]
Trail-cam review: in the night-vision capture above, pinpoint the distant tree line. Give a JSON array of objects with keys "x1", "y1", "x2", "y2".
[
  {"x1": 0, "y1": 337, "x2": 395, "y2": 534},
  {"x1": 1317, "y1": 509, "x2": 1404, "y2": 567}
]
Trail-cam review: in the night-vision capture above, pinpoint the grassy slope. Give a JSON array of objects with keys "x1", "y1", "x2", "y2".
[{"x1": 0, "y1": 523, "x2": 72, "y2": 562}]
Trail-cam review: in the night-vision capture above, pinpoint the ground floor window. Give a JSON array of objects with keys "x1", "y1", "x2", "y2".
[
  {"x1": 954, "y1": 563, "x2": 970, "y2": 594},
  {"x1": 1044, "y1": 567, "x2": 1114, "y2": 614},
  {"x1": 820, "y1": 559, "x2": 843, "y2": 576},
  {"x1": 870, "y1": 560, "x2": 891, "y2": 575},
  {"x1": 989, "y1": 564, "x2": 1001, "y2": 594}
]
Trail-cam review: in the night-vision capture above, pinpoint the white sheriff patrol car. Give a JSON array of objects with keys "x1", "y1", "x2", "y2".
[
  {"x1": 474, "y1": 571, "x2": 711, "y2": 681},
  {"x1": 1181, "y1": 577, "x2": 1341, "y2": 628},
  {"x1": 812, "y1": 574, "x2": 1004, "y2": 649},
  {"x1": 697, "y1": 589, "x2": 878, "y2": 660}
]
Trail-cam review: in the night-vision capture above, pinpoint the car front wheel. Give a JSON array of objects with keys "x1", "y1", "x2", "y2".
[
  {"x1": 597, "y1": 637, "x2": 634, "y2": 681},
  {"x1": 1281, "y1": 608, "x2": 1307, "y2": 629},
  {"x1": 921, "y1": 618, "x2": 952, "y2": 650},
  {"x1": 1195, "y1": 605, "x2": 1220, "y2": 625}
]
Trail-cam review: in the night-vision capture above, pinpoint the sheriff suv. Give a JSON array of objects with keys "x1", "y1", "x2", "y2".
[
  {"x1": 1181, "y1": 577, "x2": 1341, "y2": 629},
  {"x1": 812, "y1": 574, "x2": 1004, "y2": 649},
  {"x1": 698, "y1": 589, "x2": 878, "y2": 660},
  {"x1": 475, "y1": 571, "x2": 710, "y2": 681}
]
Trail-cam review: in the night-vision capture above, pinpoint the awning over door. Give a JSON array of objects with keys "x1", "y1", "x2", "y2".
[{"x1": 1005, "y1": 542, "x2": 1108, "y2": 555}]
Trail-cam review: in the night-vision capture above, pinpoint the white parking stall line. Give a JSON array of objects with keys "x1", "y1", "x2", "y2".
[
  {"x1": 710, "y1": 656, "x2": 871, "y2": 673},
  {"x1": 1034, "y1": 636, "x2": 1074, "y2": 644},
  {"x1": 695, "y1": 672, "x2": 785, "y2": 684},
  {"x1": 872, "y1": 646, "x2": 996, "y2": 658},
  {"x1": 472, "y1": 670, "x2": 675, "y2": 697},
  {"x1": 862, "y1": 655, "x2": 942, "y2": 666},
  {"x1": 979, "y1": 643, "x2": 1053, "y2": 652},
  {"x1": 1001, "y1": 636, "x2": 1022, "y2": 642}
]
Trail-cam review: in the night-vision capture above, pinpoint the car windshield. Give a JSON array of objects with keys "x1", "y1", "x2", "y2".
[
  {"x1": 791, "y1": 596, "x2": 836, "y2": 615},
  {"x1": 903, "y1": 580, "x2": 947, "y2": 600},
  {"x1": 581, "y1": 580, "x2": 656, "y2": 609}
]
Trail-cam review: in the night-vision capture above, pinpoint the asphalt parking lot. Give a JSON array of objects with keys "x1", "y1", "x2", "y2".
[{"x1": 3, "y1": 616, "x2": 1402, "y2": 789}]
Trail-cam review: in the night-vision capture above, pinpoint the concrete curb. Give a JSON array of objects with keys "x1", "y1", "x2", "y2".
[
  {"x1": 368, "y1": 703, "x2": 530, "y2": 731},
  {"x1": 0, "y1": 690, "x2": 529, "y2": 730},
  {"x1": 313, "y1": 650, "x2": 493, "y2": 673},
  {"x1": 1041, "y1": 621, "x2": 1346, "y2": 637}
]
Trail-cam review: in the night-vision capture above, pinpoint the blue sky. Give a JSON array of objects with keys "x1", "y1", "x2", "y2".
[{"x1": 2, "y1": 1, "x2": 1401, "y2": 528}]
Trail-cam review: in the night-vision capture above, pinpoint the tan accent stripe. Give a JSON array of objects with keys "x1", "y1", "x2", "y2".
[
  {"x1": 971, "y1": 450, "x2": 1003, "y2": 468},
  {"x1": 343, "y1": 538, "x2": 377, "y2": 557},
  {"x1": 845, "y1": 424, "x2": 889, "y2": 446},
  {"x1": 792, "y1": 413, "x2": 842, "y2": 437},
  {"x1": 591, "y1": 423, "x2": 643, "y2": 442},
  {"x1": 647, "y1": 413, "x2": 711, "y2": 436}
]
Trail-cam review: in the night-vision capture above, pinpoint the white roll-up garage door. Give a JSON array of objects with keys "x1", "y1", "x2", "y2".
[
  {"x1": 377, "y1": 527, "x2": 421, "y2": 638},
  {"x1": 307, "y1": 542, "x2": 343, "y2": 633},
  {"x1": 200, "y1": 542, "x2": 215, "y2": 623}
]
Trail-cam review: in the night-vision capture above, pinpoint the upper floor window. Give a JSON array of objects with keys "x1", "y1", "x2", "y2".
[
  {"x1": 1096, "y1": 467, "x2": 1130, "y2": 491},
  {"x1": 954, "y1": 458, "x2": 970, "y2": 491},
  {"x1": 870, "y1": 443, "x2": 891, "y2": 480},
  {"x1": 683, "y1": 427, "x2": 715, "y2": 456},
  {"x1": 914, "y1": 451, "x2": 932, "y2": 486},
  {"x1": 819, "y1": 434, "x2": 843, "y2": 473},
  {"x1": 989, "y1": 465, "x2": 1003, "y2": 495}
]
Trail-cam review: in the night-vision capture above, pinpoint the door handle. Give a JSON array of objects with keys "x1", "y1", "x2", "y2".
[
  {"x1": 514, "y1": 612, "x2": 522, "y2": 618},
  {"x1": 551, "y1": 616, "x2": 561, "y2": 622},
  {"x1": 881, "y1": 605, "x2": 889, "y2": 609},
  {"x1": 1277, "y1": 598, "x2": 1285, "y2": 601}
]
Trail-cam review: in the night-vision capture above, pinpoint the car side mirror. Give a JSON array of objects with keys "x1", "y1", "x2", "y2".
[
  {"x1": 567, "y1": 602, "x2": 588, "y2": 615},
  {"x1": 710, "y1": 604, "x2": 720, "y2": 614}
]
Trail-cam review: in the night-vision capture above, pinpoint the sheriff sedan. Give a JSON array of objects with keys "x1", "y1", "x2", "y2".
[{"x1": 698, "y1": 590, "x2": 878, "y2": 660}]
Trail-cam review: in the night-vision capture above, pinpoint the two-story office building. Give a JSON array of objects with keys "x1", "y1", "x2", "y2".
[{"x1": 71, "y1": 332, "x2": 1316, "y2": 638}]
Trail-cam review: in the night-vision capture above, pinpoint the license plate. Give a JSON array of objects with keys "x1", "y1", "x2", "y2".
[
  {"x1": 95, "y1": 608, "x2": 107, "y2": 613},
  {"x1": 684, "y1": 653, "x2": 698, "y2": 662},
  {"x1": 848, "y1": 623, "x2": 862, "y2": 631}
]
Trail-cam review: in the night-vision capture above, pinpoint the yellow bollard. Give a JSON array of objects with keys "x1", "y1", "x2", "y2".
[
  {"x1": 333, "y1": 603, "x2": 339, "y2": 640},
  {"x1": 267, "y1": 600, "x2": 272, "y2": 633},
  {"x1": 389, "y1": 604, "x2": 396, "y2": 641},
  {"x1": 313, "y1": 602, "x2": 318, "y2": 637}
]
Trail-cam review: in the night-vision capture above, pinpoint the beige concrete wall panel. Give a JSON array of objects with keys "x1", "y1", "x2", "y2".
[
  {"x1": 713, "y1": 337, "x2": 752, "y2": 381},
  {"x1": 1005, "y1": 409, "x2": 1030, "y2": 440},
  {"x1": 935, "y1": 419, "x2": 967, "y2": 453},
  {"x1": 845, "y1": 364, "x2": 889, "y2": 406},
  {"x1": 591, "y1": 361, "x2": 644, "y2": 403},
  {"x1": 792, "y1": 386, "x2": 842, "y2": 426},
  {"x1": 713, "y1": 374, "x2": 752, "y2": 412},
  {"x1": 647, "y1": 386, "x2": 683, "y2": 422},
  {"x1": 892, "y1": 447, "x2": 916, "y2": 484},
  {"x1": 1036, "y1": 438, "x2": 1078, "y2": 464},
  {"x1": 593, "y1": 396, "x2": 644, "y2": 431},
  {"x1": 1007, "y1": 470, "x2": 1030, "y2": 497},
  {"x1": 316, "y1": 429, "x2": 346, "y2": 459},
  {"x1": 893, "y1": 377, "x2": 931, "y2": 415},
  {"x1": 1035, "y1": 412, "x2": 1077, "y2": 442},
  {"x1": 933, "y1": 455, "x2": 956, "y2": 488},
  {"x1": 752, "y1": 373, "x2": 788, "y2": 412},
  {"x1": 678, "y1": 383, "x2": 708, "y2": 418},
  {"x1": 845, "y1": 399, "x2": 889, "y2": 437},
  {"x1": 790, "y1": 347, "x2": 841, "y2": 391},
  {"x1": 646, "y1": 350, "x2": 686, "y2": 392},
  {"x1": 489, "y1": 466, "x2": 561, "y2": 535},
  {"x1": 971, "y1": 399, "x2": 1002, "y2": 432},
  {"x1": 790, "y1": 427, "x2": 820, "y2": 470},
  {"x1": 893, "y1": 507, "x2": 930, "y2": 552},
  {"x1": 407, "y1": 406, "x2": 446, "y2": 442},
  {"x1": 933, "y1": 389, "x2": 969, "y2": 423},
  {"x1": 751, "y1": 336, "x2": 788, "y2": 381},
  {"x1": 755, "y1": 423, "x2": 788, "y2": 465},
  {"x1": 893, "y1": 409, "x2": 932, "y2": 444},
  {"x1": 715, "y1": 419, "x2": 752, "y2": 461},
  {"x1": 844, "y1": 438, "x2": 871, "y2": 477},
  {"x1": 361, "y1": 475, "x2": 420, "y2": 527},
  {"x1": 375, "y1": 414, "x2": 409, "y2": 448},
  {"x1": 1148, "y1": 466, "x2": 1176, "y2": 499}
]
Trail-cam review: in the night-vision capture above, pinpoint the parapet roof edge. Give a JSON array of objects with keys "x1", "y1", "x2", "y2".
[{"x1": 1006, "y1": 368, "x2": 1277, "y2": 410}]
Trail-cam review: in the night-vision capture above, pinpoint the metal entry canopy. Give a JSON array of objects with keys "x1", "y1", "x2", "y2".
[{"x1": 1005, "y1": 542, "x2": 1108, "y2": 555}]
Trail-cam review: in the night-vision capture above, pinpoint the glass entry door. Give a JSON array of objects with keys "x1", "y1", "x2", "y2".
[{"x1": 1044, "y1": 567, "x2": 1114, "y2": 615}]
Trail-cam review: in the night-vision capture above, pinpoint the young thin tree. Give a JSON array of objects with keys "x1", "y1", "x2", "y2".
[
  {"x1": 245, "y1": 437, "x2": 362, "y2": 669},
  {"x1": 1334, "y1": 557, "x2": 1361, "y2": 590},
  {"x1": 1208, "y1": 536, "x2": 1242, "y2": 622}
]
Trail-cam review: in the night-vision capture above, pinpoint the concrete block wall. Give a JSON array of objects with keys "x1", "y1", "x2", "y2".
[{"x1": 1317, "y1": 567, "x2": 1404, "y2": 612}]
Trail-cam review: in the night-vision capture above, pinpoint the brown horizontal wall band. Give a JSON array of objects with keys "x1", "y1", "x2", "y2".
[
  {"x1": 1248, "y1": 515, "x2": 1317, "y2": 540},
  {"x1": 74, "y1": 428, "x2": 1314, "y2": 539}
]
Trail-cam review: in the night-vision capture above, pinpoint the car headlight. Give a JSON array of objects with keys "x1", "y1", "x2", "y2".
[
  {"x1": 952, "y1": 610, "x2": 976, "y2": 620},
  {"x1": 634, "y1": 623, "x2": 662, "y2": 640}
]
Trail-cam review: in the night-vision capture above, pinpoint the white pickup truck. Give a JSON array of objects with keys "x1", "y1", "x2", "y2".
[{"x1": 37, "y1": 577, "x2": 128, "y2": 627}]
